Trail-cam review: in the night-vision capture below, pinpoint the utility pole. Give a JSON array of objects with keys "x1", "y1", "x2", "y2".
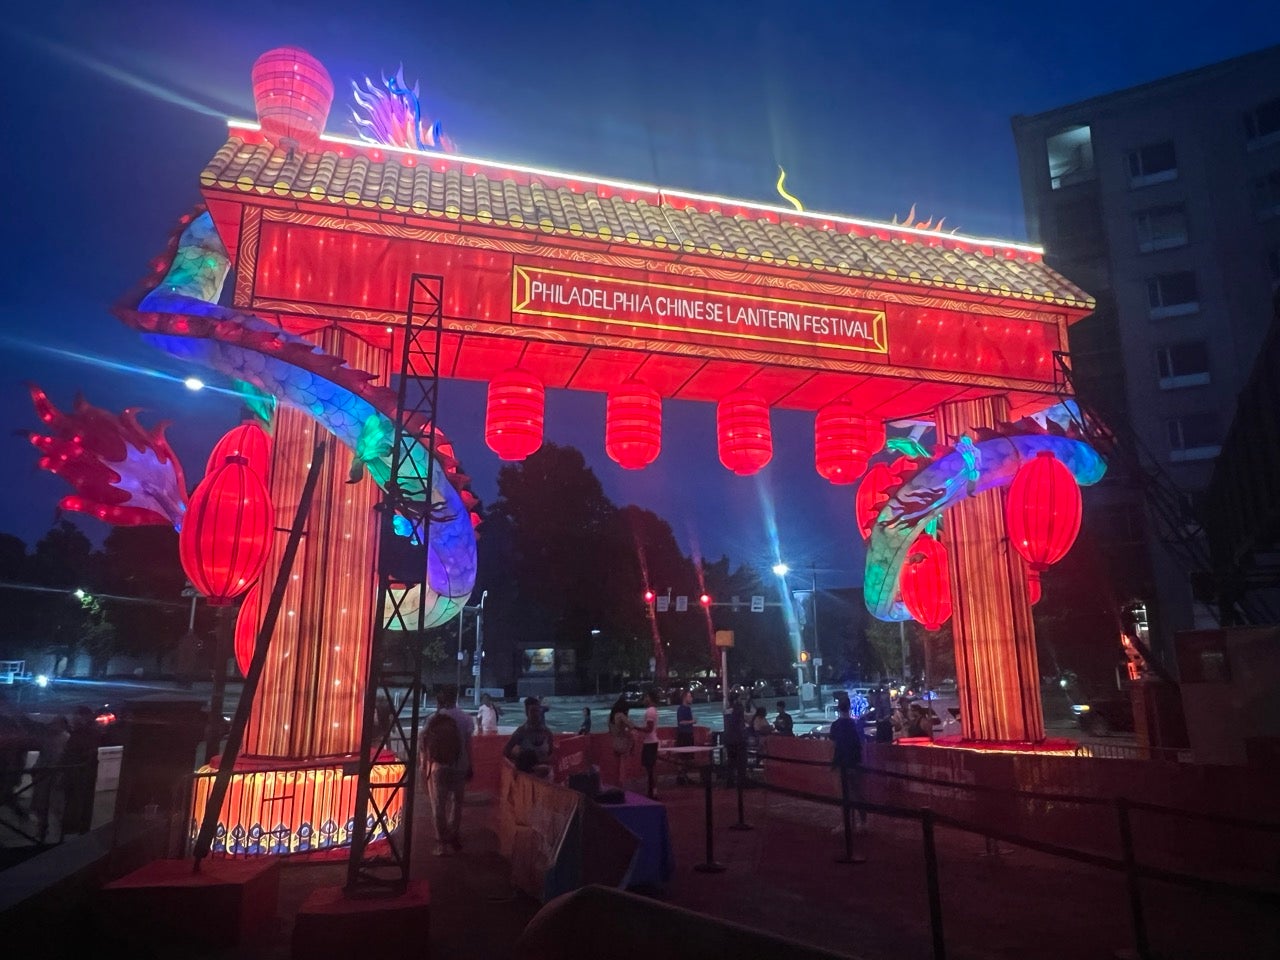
[
  {"x1": 811, "y1": 562, "x2": 821, "y2": 689},
  {"x1": 471, "y1": 589, "x2": 488, "y2": 707}
]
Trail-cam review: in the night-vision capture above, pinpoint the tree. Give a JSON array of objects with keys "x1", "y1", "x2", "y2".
[{"x1": 98, "y1": 525, "x2": 195, "y2": 672}]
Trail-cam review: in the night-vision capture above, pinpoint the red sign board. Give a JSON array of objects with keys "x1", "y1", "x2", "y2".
[{"x1": 512, "y1": 263, "x2": 887, "y2": 357}]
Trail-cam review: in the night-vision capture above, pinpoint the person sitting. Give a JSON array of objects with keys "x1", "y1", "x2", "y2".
[
  {"x1": 503, "y1": 697, "x2": 554, "y2": 777},
  {"x1": 905, "y1": 702, "x2": 935, "y2": 739},
  {"x1": 773, "y1": 700, "x2": 794, "y2": 736},
  {"x1": 577, "y1": 707, "x2": 592, "y2": 735}
]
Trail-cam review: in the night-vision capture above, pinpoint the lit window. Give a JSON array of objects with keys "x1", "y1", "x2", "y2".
[
  {"x1": 1166, "y1": 413, "x2": 1220, "y2": 462},
  {"x1": 1046, "y1": 125, "x2": 1095, "y2": 189},
  {"x1": 1244, "y1": 97, "x2": 1280, "y2": 148},
  {"x1": 1249, "y1": 168, "x2": 1280, "y2": 220},
  {"x1": 1155, "y1": 341, "x2": 1211, "y2": 389},
  {"x1": 1146, "y1": 271, "x2": 1199, "y2": 318},
  {"x1": 1126, "y1": 141, "x2": 1177, "y2": 187},
  {"x1": 1134, "y1": 204, "x2": 1188, "y2": 253}
]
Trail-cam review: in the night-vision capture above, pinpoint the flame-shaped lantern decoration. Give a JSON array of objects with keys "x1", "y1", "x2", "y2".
[
  {"x1": 485, "y1": 368, "x2": 545, "y2": 461},
  {"x1": 1006, "y1": 450, "x2": 1082, "y2": 572},
  {"x1": 814, "y1": 402, "x2": 883, "y2": 484},
  {"x1": 716, "y1": 391, "x2": 772, "y2": 476},
  {"x1": 605, "y1": 380, "x2": 662, "y2": 470},
  {"x1": 855, "y1": 456, "x2": 922, "y2": 539},
  {"x1": 180, "y1": 455, "x2": 273, "y2": 606},
  {"x1": 251, "y1": 47, "x2": 334, "y2": 153},
  {"x1": 899, "y1": 533, "x2": 952, "y2": 631}
]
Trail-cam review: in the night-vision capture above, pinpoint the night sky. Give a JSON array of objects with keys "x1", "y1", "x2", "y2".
[{"x1": 2, "y1": 1, "x2": 1276, "y2": 587}]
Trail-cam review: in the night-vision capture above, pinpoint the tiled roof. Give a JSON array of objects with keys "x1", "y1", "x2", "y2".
[{"x1": 201, "y1": 131, "x2": 1094, "y2": 311}]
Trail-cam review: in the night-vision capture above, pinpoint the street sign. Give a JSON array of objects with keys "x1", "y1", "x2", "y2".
[
  {"x1": 714, "y1": 629, "x2": 735, "y2": 648},
  {"x1": 813, "y1": 657, "x2": 824, "y2": 667},
  {"x1": 656, "y1": 595, "x2": 670, "y2": 612},
  {"x1": 731, "y1": 594, "x2": 741, "y2": 612},
  {"x1": 675, "y1": 595, "x2": 688, "y2": 612},
  {"x1": 750, "y1": 595, "x2": 764, "y2": 613},
  {"x1": 180, "y1": 587, "x2": 197, "y2": 598},
  {"x1": 648, "y1": 657, "x2": 657, "y2": 673},
  {"x1": 471, "y1": 664, "x2": 480, "y2": 675}
]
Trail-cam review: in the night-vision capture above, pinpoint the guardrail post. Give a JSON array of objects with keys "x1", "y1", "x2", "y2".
[
  {"x1": 921, "y1": 809, "x2": 946, "y2": 960},
  {"x1": 730, "y1": 763, "x2": 752, "y2": 832},
  {"x1": 1116, "y1": 797, "x2": 1151, "y2": 960},
  {"x1": 693, "y1": 764, "x2": 726, "y2": 873},
  {"x1": 835, "y1": 765, "x2": 866, "y2": 864}
]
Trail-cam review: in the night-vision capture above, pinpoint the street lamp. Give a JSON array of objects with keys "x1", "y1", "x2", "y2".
[{"x1": 774, "y1": 560, "x2": 822, "y2": 703}]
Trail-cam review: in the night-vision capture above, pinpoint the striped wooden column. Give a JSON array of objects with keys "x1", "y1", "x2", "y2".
[
  {"x1": 935, "y1": 396, "x2": 1045, "y2": 742},
  {"x1": 241, "y1": 325, "x2": 387, "y2": 760}
]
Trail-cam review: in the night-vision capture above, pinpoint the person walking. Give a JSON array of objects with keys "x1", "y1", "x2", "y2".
[
  {"x1": 421, "y1": 685, "x2": 474, "y2": 856},
  {"x1": 639, "y1": 689, "x2": 660, "y2": 799},
  {"x1": 829, "y1": 693, "x2": 869, "y2": 840},
  {"x1": 476, "y1": 692, "x2": 500, "y2": 735}
]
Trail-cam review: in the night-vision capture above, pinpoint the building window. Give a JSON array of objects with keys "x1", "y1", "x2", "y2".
[
  {"x1": 1250, "y1": 168, "x2": 1280, "y2": 219},
  {"x1": 1047, "y1": 125, "x2": 1095, "y2": 189},
  {"x1": 1244, "y1": 97, "x2": 1280, "y2": 149},
  {"x1": 1166, "y1": 412, "x2": 1220, "y2": 462},
  {"x1": 1156, "y1": 341, "x2": 1211, "y2": 389},
  {"x1": 1146, "y1": 271, "x2": 1199, "y2": 318},
  {"x1": 1126, "y1": 141, "x2": 1177, "y2": 187},
  {"x1": 1052, "y1": 197, "x2": 1104, "y2": 246},
  {"x1": 1134, "y1": 204, "x2": 1188, "y2": 252}
]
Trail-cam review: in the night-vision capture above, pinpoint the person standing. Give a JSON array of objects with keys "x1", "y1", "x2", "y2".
[
  {"x1": 639, "y1": 689, "x2": 660, "y2": 799},
  {"x1": 61, "y1": 706, "x2": 100, "y2": 835},
  {"x1": 577, "y1": 707, "x2": 592, "y2": 735},
  {"x1": 674, "y1": 690, "x2": 695, "y2": 785},
  {"x1": 421, "y1": 685, "x2": 474, "y2": 856},
  {"x1": 773, "y1": 700, "x2": 794, "y2": 736},
  {"x1": 829, "y1": 693, "x2": 868, "y2": 836},
  {"x1": 476, "y1": 692, "x2": 500, "y2": 735},
  {"x1": 607, "y1": 699, "x2": 635, "y2": 787}
]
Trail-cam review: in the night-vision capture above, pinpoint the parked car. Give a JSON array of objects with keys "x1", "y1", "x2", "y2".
[
  {"x1": 1072, "y1": 697, "x2": 1135, "y2": 736},
  {"x1": 621, "y1": 681, "x2": 667, "y2": 706},
  {"x1": 668, "y1": 680, "x2": 712, "y2": 704}
]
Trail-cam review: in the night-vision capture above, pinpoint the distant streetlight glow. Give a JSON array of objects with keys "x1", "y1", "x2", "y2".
[
  {"x1": 184, "y1": 377, "x2": 205, "y2": 391},
  {"x1": 73, "y1": 588, "x2": 87, "y2": 600},
  {"x1": 772, "y1": 562, "x2": 789, "y2": 577}
]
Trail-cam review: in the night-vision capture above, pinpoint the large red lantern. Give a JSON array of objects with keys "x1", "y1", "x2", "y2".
[
  {"x1": 485, "y1": 368, "x2": 545, "y2": 461},
  {"x1": 179, "y1": 455, "x2": 273, "y2": 606},
  {"x1": 206, "y1": 421, "x2": 272, "y2": 484},
  {"x1": 1006, "y1": 450, "x2": 1082, "y2": 571},
  {"x1": 233, "y1": 582, "x2": 262, "y2": 676},
  {"x1": 899, "y1": 533, "x2": 952, "y2": 631},
  {"x1": 605, "y1": 380, "x2": 661, "y2": 470},
  {"x1": 251, "y1": 47, "x2": 334, "y2": 153},
  {"x1": 716, "y1": 391, "x2": 772, "y2": 476},
  {"x1": 814, "y1": 402, "x2": 884, "y2": 484}
]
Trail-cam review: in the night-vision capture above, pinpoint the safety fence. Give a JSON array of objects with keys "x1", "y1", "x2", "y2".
[
  {"x1": 0, "y1": 760, "x2": 96, "y2": 848},
  {"x1": 693, "y1": 741, "x2": 1280, "y2": 960}
]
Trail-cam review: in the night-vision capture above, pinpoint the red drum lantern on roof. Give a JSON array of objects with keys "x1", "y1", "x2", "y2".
[
  {"x1": 899, "y1": 533, "x2": 952, "y2": 631},
  {"x1": 814, "y1": 402, "x2": 883, "y2": 484},
  {"x1": 1006, "y1": 450, "x2": 1082, "y2": 571},
  {"x1": 485, "y1": 368, "x2": 545, "y2": 461},
  {"x1": 206, "y1": 421, "x2": 272, "y2": 484},
  {"x1": 251, "y1": 47, "x2": 334, "y2": 153},
  {"x1": 179, "y1": 456, "x2": 273, "y2": 606},
  {"x1": 716, "y1": 391, "x2": 772, "y2": 476},
  {"x1": 605, "y1": 380, "x2": 661, "y2": 470}
]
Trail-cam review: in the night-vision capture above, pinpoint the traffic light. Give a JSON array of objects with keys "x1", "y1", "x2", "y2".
[
  {"x1": 643, "y1": 589, "x2": 655, "y2": 604},
  {"x1": 799, "y1": 650, "x2": 810, "y2": 663},
  {"x1": 699, "y1": 593, "x2": 711, "y2": 607}
]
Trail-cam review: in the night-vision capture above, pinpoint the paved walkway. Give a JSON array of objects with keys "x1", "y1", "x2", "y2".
[{"x1": 11, "y1": 766, "x2": 1278, "y2": 959}]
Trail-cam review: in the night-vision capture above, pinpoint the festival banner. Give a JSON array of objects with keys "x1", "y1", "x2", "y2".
[{"x1": 512, "y1": 263, "x2": 887, "y2": 356}]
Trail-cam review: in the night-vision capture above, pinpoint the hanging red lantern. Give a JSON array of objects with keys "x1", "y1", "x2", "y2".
[
  {"x1": 206, "y1": 421, "x2": 272, "y2": 484},
  {"x1": 233, "y1": 582, "x2": 262, "y2": 676},
  {"x1": 716, "y1": 391, "x2": 772, "y2": 476},
  {"x1": 605, "y1": 380, "x2": 661, "y2": 470},
  {"x1": 1006, "y1": 450, "x2": 1082, "y2": 571},
  {"x1": 179, "y1": 455, "x2": 273, "y2": 606},
  {"x1": 814, "y1": 402, "x2": 884, "y2": 484},
  {"x1": 251, "y1": 47, "x2": 334, "y2": 153},
  {"x1": 485, "y1": 368, "x2": 545, "y2": 461},
  {"x1": 899, "y1": 533, "x2": 952, "y2": 630},
  {"x1": 1026, "y1": 569, "x2": 1043, "y2": 606}
]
